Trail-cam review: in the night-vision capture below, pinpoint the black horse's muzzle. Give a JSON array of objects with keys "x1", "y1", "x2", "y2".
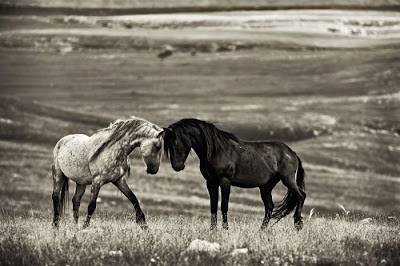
[
  {"x1": 146, "y1": 166, "x2": 159, "y2": 175},
  {"x1": 172, "y1": 163, "x2": 185, "y2": 172}
]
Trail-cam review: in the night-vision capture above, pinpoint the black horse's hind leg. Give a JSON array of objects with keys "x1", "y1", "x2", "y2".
[
  {"x1": 83, "y1": 176, "x2": 104, "y2": 228},
  {"x1": 52, "y1": 165, "x2": 67, "y2": 227},
  {"x1": 113, "y1": 176, "x2": 147, "y2": 229},
  {"x1": 72, "y1": 184, "x2": 86, "y2": 223},
  {"x1": 259, "y1": 187, "x2": 273, "y2": 230},
  {"x1": 281, "y1": 174, "x2": 306, "y2": 231},
  {"x1": 220, "y1": 178, "x2": 231, "y2": 230},
  {"x1": 206, "y1": 179, "x2": 219, "y2": 230},
  {"x1": 259, "y1": 176, "x2": 280, "y2": 230}
]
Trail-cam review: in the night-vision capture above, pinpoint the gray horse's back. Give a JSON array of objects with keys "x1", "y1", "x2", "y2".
[{"x1": 54, "y1": 134, "x2": 92, "y2": 183}]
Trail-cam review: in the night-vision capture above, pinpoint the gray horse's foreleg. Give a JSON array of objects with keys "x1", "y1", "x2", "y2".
[
  {"x1": 220, "y1": 177, "x2": 231, "y2": 230},
  {"x1": 113, "y1": 176, "x2": 147, "y2": 229},
  {"x1": 72, "y1": 184, "x2": 86, "y2": 223},
  {"x1": 83, "y1": 176, "x2": 104, "y2": 228},
  {"x1": 206, "y1": 179, "x2": 219, "y2": 230}
]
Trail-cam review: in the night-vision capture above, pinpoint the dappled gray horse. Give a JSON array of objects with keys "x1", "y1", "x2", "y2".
[
  {"x1": 52, "y1": 116, "x2": 164, "y2": 228},
  {"x1": 164, "y1": 119, "x2": 306, "y2": 230}
]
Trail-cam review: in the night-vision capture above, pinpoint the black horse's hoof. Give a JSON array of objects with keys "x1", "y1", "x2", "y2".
[
  {"x1": 260, "y1": 225, "x2": 267, "y2": 231},
  {"x1": 222, "y1": 223, "x2": 229, "y2": 230},
  {"x1": 136, "y1": 213, "x2": 146, "y2": 224},
  {"x1": 139, "y1": 223, "x2": 149, "y2": 230},
  {"x1": 210, "y1": 224, "x2": 217, "y2": 230},
  {"x1": 294, "y1": 218, "x2": 303, "y2": 231}
]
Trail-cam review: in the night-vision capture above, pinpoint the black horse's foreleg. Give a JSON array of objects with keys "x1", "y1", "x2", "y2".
[
  {"x1": 206, "y1": 180, "x2": 219, "y2": 230},
  {"x1": 72, "y1": 184, "x2": 86, "y2": 223},
  {"x1": 113, "y1": 176, "x2": 147, "y2": 229},
  {"x1": 220, "y1": 178, "x2": 231, "y2": 230},
  {"x1": 83, "y1": 177, "x2": 104, "y2": 228}
]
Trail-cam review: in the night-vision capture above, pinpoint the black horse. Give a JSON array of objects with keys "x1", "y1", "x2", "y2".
[{"x1": 164, "y1": 119, "x2": 306, "y2": 230}]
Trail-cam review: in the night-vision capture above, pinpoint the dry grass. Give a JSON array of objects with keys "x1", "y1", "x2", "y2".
[{"x1": 0, "y1": 212, "x2": 399, "y2": 266}]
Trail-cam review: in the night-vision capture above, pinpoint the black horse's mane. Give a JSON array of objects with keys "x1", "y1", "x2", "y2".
[{"x1": 164, "y1": 119, "x2": 240, "y2": 162}]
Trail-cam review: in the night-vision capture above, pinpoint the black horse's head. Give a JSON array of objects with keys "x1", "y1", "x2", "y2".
[
  {"x1": 164, "y1": 119, "x2": 240, "y2": 172},
  {"x1": 164, "y1": 126, "x2": 192, "y2": 171}
]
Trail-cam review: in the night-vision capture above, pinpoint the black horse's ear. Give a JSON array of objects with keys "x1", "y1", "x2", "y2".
[
  {"x1": 163, "y1": 127, "x2": 173, "y2": 133},
  {"x1": 157, "y1": 130, "x2": 166, "y2": 138}
]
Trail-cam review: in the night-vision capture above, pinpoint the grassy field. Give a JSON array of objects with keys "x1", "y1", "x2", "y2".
[
  {"x1": 1, "y1": 213, "x2": 399, "y2": 266},
  {"x1": 0, "y1": 9, "x2": 399, "y2": 265}
]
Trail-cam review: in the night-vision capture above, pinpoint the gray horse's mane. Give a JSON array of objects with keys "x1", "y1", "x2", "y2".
[{"x1": 90, "y1": 116, "x2": 161, "y2": 162}]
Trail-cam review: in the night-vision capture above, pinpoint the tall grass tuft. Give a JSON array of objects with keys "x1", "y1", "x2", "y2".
[{"x1": 0, "y1": 213, "x2": 399, "y2": 266}]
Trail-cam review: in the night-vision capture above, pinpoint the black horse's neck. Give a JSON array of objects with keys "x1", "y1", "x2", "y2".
[
  {"x1": 184, "y1": 126, "x2": 207, "y2": 162},
  {"x1": 169, "y1": 118, "x2": 239, "y2": 165},
  {"x1": 187, "y1": 125, "x2": 229, "y2": 164}
]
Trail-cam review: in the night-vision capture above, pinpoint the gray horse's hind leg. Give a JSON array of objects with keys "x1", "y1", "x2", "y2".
[
  {"x1": 52, "y1": 164, "x2": 67, "y2": 227},
  {"x1": 113, "y1": 176, "x2": 147, "y2": 229},
  {"x1": 83, "y1": 176, "x2": 105, "y2": 228},
  {"x1": 72, "y1": 184, "x2": 86, "y2": 223}
]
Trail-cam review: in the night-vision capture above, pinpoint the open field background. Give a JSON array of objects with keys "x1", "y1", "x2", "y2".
[
  {"x1": 2, "y1": 0, "x2": 400, "y2": 10},
  {"x1": 0, "y1": 5, "x2": 399, "y2": 265}
]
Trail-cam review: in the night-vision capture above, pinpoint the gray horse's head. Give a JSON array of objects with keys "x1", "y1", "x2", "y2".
[{"x1": 140, "y1": 130, "x2": 165, "y2": 174}]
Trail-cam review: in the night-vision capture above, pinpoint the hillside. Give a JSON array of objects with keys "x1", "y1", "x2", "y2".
[
  {"x1": 2, "y1": 0, "x2": 400, "y2": 14},
  {"x1": 0, "y1": 7, "x2": 399, "y2": 266},
  {"x1": 0, "y1": 7, "x2": 398, "y2": 220},
  {"x1": 0, "y1": 91, "x2": 398, "y2": 218},
  {"x1": 0, "y1": 96, "x2": 110, "y2": 144}
]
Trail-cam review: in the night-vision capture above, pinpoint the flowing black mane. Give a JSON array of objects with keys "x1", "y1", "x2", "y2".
[{"x1": 164, "y1": 118, "x2": 240, "y2": 162}]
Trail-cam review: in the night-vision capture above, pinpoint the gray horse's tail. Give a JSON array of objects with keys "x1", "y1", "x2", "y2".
[
  {"x1": 59, "y1": 177, "x2": 69, "y2": 216},
  {"x1": 272, "y1": 155, "x2": 306, "y2": 220}
]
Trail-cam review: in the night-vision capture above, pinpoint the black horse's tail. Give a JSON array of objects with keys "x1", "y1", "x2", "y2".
[
  {"x1": 59, "y1": 178, "x2": 69, "y2": 216},
  {"x1": 272, "y1": 155, "x2": 306, "y2": 220}
]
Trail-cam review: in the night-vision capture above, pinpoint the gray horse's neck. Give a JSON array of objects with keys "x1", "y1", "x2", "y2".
[{"x1": 124, "y1": 133, "x2": 145, "y2": 156}]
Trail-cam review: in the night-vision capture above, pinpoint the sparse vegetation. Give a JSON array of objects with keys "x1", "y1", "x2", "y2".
[
  {"x1": 0, "y1": 212, "x2": 399, "y2": 266},
  {"x1": 0, "y1": 6, "x2": 399, "y2": 265}
]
